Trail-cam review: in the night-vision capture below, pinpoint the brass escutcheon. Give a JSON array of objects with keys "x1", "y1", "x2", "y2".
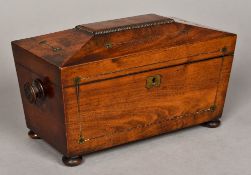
[{"x1": 146, "y1": 75, "x2": 161, "y2": 89}]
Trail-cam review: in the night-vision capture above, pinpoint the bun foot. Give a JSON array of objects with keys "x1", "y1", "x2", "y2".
[
  {"x1": 201, "y1": 119, "x2": 221, "y2": 128},
  {"x1": 62, "y1": 155, "x2": 83, "y2": 167},
  {"x1": 28, "y1": 130, "x2": 41, "y2": 139}
]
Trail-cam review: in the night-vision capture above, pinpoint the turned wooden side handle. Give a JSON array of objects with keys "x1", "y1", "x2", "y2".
[{"x1": 23, "y1": 79, "x2": 45, "y2": 104}]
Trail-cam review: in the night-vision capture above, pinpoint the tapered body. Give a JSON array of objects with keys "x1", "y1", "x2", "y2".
[{"x1": 12, "y1": 14, "x2": 237, "y2": 162}]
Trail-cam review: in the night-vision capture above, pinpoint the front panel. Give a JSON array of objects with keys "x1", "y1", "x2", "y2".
[{"x1": 63, "y1": 56, "x2": 233, "y2": 156}]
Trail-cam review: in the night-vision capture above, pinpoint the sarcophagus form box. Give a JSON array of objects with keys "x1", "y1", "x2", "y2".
[{"x1": 12, "y1": 14, "x2": 237, "y2": 166}]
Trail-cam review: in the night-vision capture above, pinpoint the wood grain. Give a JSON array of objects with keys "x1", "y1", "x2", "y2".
[
  {"x1": 63, "y1": 57, "x2": 229, "y2": 156},
  {"x1": 14, "y1": 64, "x2": 67, "y2": 155},
  {"x1": 12, "y1": 14, "x2": 235, "y2": 68},
  {"x1": 64, "y1": 22, "x2": 231, "y2": 66},
  {"x1": 11, "y1": 14, "x2": 237, "y2": 159},
  {"x1": 61, "y1": 35, "x2": 236, "y2": 87}
]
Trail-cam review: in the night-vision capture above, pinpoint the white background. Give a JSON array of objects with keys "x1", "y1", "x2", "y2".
[{"x1": 0, "y1": 0, "x2": 251, "y2": 174}]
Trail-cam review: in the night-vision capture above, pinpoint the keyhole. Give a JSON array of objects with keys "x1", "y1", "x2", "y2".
[
  {"x1": 152, "y1": 77, "x2": 156, "y2": 85},
  {"x1": 146, "y1": 75, "x2": 161, "y2": 89}
]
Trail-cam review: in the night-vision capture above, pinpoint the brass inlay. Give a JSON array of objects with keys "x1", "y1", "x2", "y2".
[
  {"x1": 77, "y1": 105, "x2": 216, "y2": 143},
  {"x1": 39, "y1": 40, "x2": 62, "y2": 52},
  {"x1": 146, "y1": 75, "x2": 161, "y2": 89},
  {"x1": 67, "y1": 47, "x2": 230, "y2": 86},
  {"x1": 105, "y1": 43, "x2": 113, "y2": 49},
  {"x1": 221, "y1": 47, "x2": 228, "y2": 54},
  {"x1": 74, "y1": 77, "x2": 85, "y2": 144}
]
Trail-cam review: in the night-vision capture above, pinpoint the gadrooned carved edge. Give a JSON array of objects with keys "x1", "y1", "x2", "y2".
[{"x1": 75, "y1": 18, "x2": 175, "y2": 35}]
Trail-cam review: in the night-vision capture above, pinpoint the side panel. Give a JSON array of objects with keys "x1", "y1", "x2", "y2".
[
  {"x1": 63, "y1": 56, "x2": 233, "y2": 156},
  {"x1": 14, "y1": 64, "x2": 67, "y2": 155}
]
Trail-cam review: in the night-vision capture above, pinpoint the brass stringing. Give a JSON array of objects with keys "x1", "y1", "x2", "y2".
[
  {"x1": 74, "y1": 77, "x2": 85, "y2": 144},
  {"x1": 39, "y1": 40, "x2": 62, "y2": 52},
  {"x1": 74, "y1": 101, "x2": 216, "y2": 142},
  {"x1": 75, "y1": 47, "x2": 226, "y2": 82}
]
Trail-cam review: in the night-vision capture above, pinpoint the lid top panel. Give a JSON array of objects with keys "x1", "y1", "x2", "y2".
[{"x1": 76, "y1": 14, "x2": 174, "y2": 35}]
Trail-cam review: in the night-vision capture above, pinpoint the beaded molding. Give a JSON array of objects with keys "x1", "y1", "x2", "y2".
[{"x1": 75, "y1": 18, "x2": 175, "y2": 35}]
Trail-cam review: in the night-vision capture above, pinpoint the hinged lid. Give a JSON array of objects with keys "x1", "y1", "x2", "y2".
[{"x1": 12, "y1": 14, "x2": 236, "y2": 86}]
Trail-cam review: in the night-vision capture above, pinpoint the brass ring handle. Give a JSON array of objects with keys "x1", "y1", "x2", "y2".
[{"x1": 24, "y1": 79, "x2": 45, "y2": 104}]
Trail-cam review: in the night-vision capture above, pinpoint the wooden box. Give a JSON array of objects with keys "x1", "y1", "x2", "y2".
[{"x1": 11, "y1": 14, "x2": 237, "y2": 166}]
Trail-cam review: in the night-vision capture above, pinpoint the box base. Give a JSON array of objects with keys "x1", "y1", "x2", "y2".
[{"x1": 28, "y1": 117, "x2": 222, "y2": 167}]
